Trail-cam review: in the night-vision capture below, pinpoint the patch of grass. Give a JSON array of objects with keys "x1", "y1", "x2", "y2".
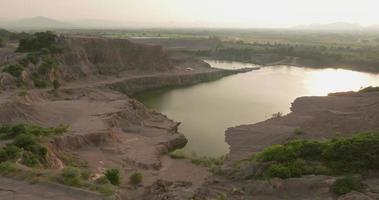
[
  {"x1": 105, "y1": 168, "x2": 121, "y2": 186},
  {"x1": 331, "y1": 176, "x2": 364, "y2": 196},
  {"x1": 169, "y1": 149, "x2": 187, "y2": 159},
  {"x1": 190, "y1": 154, "x2": 226, "y2": 169},
  {"x1": 129, "y1": 172, "x2": 143, "y2": 186},
  {"x1": 18, "y1": 90, "x2": 28, "y2": 97},
  {"x1": 294, "y1": 128, "x2": 305, "y2": 135}
]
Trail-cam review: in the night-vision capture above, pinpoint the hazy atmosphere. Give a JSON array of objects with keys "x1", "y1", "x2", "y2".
[
  {"x1": 1, "y1": 0, "x2": 378, "y2": 27},
  {"x1": 2, "y1": 1, "x2": 379, "y2": 199}
]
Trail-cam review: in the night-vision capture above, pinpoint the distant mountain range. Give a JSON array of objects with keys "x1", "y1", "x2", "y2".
[
  {"x1": 0, "y1": 16, "x2": 378, "y2": 30},
  {"x1": 0, "y1": 16, "x2": 210, "y2": 30},
  {"x1": 293, "y1": 22, "x2": 379, "y2": 31},
  {"x1": 3, "y1": 16, "x2": 75, "y2": 29}
]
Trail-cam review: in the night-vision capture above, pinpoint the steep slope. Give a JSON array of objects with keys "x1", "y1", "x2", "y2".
[{"x1": 60, "y1": 36, "x2": 174, "y2": 77}]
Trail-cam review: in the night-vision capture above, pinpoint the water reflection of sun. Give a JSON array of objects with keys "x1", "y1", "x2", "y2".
[{"x1": 304, "y1": 68, "x2": 379, "y2": 96}]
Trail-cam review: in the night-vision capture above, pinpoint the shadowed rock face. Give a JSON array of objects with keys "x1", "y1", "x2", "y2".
[{"x1": 60, "y1": 36, "x2": 174, "y2": 77}]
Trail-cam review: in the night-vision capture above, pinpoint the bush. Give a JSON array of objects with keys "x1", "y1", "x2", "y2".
[
  {"x1": 2, "y1": 64, "x2": 24, "y2": 77},
  {"x1": 0, "y1": 161, "x2": 18, "y2": 175},
  {"x1": 294, "y1": 128, "x2": 305, "y2": 135},
  {"x1": 21, "y1": 151, "x2": 39, "y2": 167},
  {"x1": 169, "y1": 149, "x2": 186, "y2": 159},
  {"x1": 256, "y1": 133, "x2": 379, "y2": 179},
  {"x1": 61, "y1": 167, "x2": 82, "y2": 187},
  {"x1": 105, "y1": 168, "x2": 121, "y2": 186},
  {"x1": 129, "y1": 172, "x2": 143, "y2": 186},
  {"x1": 13, "y1": 133, "x2": 38, "y2": 149},
  {"x1": 0, "y1": 145, "x2": 23, "y2": 161},
  {"x1": 16, "y1": 31, "x2": 61, "y2": 53},
  {"x1": 331, "y1": 176, "x2": 364, "y2": 195}
]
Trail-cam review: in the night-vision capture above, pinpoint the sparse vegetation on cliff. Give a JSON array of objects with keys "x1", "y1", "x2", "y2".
[
  {"x1": 253, "y1": 133, "x2": 379, "y2": 179},
  {"x1": 16, "y1": 31, "x2": 62, "y2": 53},
  {"x1": 331, "y1": 176, "x2": 364, "y2": 195},
  {"x1": 0, "y1": 124, "x2": 68, "y2": 167}
]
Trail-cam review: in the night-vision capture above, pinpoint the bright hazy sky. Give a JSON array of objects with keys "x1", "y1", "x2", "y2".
[{"x1": 0, "y1": 0, "x2": 378, "y2": 27}]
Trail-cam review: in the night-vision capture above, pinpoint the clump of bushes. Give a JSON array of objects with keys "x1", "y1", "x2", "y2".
[
  {"x1": 331, "y1": 176, "x2": 364, "y2": 195},
  {"x1": 129, "y1": 172, "x2": 143, "y2": 186},
  {"x1": 16, "y1": 31, "x2": 62, "y2": 53},
  {"x1": 0, "y1": 124, "x2": 68, "y2": 167},
  {"x1": 105, "y1": 168, "x2": 121, "y2": 186},
  {"x1": 60, "y1": 167, "x2": 83, "y2": 187},
  {"x1": 255, "y1": 133, "x2": 379, "y2": 179},
  {"x1": 2, "y1": 64, "x2": 24, "y2": 77}
]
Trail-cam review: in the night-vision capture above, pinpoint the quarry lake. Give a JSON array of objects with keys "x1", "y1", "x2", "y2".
[{"x1": 136, "y1": 60, "x2": 379, "y2": 157}]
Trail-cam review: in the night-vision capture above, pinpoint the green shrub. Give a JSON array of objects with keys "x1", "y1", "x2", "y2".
[
  {"x1": 61, "y1": 167, "x2": 82, "y2": 187},
  {"x1": 169, "y1": 149, "x2": 186, "y2": 159},
  {"x1": 2, "y1": 64, "x2": 24, "y2": 77},
  {"x1": 21, "y1": 151, "x2": 39, "y2": 167},
  {"x1": 256, "y1": 133, "x2": 379, "y2": 179},
  {"x1": 331, "y1": 176, "x2": 364, "y2": 195},
  {"x1": 16, "y1": 31, "x2": 61, "y2": 53},
  {"x1": 13, "y1": 133, "x2": 38, "y2": 148},
  {"x1": 294, "y1": 128, "x2": 305, "y2": 135},
  {"x1": 0, "y1": 145, "x2": 23, "y2": 161},
  {"x1": 105, "y1": 168, "x2": 121, "y2": 186},
  {"x1": 18, "y1": 90, "x2": 28, "y2": 97},
  {"x1": 0, "y1": 161, "x2": 18, "y2": 175},
  {"x1": 265, "y1": 163, "x2": 292, "y2": 179},
  {"x1": 129, "y1": 172, "x2": 143, "y2": 186}
]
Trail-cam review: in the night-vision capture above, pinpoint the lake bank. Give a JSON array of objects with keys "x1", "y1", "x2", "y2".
[{"x1": 136, "y1": 60, "x2": 379, "y2": 157}]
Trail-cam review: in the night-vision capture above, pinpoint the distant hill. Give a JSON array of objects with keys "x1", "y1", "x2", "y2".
[
  {"x1": 4, "y1": 16, "x2": 75, "y2": 30},
  {"x1": 293, "y1": 22, "x2": 364, "y2": 31}
]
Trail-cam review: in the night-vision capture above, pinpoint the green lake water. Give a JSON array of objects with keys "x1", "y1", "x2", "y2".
[{"x1": 136, "y1": 60, "x2": 379, "y2": 157}]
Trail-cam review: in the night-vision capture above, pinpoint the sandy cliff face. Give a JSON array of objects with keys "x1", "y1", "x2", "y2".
[{"x1": 58, "y1": 36, "x2": 174, "y2": 78}]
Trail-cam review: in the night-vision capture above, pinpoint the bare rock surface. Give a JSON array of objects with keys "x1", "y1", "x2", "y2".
[{"x1": 226, "y1": 92, "x2": 379, "y2": 162}]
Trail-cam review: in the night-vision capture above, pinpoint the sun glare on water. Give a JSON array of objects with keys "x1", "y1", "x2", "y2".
[{"x1": 304, "y1": 68, "x2": 379, "y2": 96}]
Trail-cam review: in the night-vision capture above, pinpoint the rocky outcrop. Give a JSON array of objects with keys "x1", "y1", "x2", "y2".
[
  {"x1": 59, "y1": 36, "x2": 174, "y2": 78},
  {"x1": 107, "y1": 68, "x2": 255, "y2": 95}
]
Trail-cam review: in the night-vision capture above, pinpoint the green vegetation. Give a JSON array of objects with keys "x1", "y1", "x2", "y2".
[
  {"x1": 60, "y1": 167, "x2": 83, "y2": 187},
  {"x1": 254, "y1": 133, "x2": 379, "y2": 179},
  {"x1": 3, "y1": 64, "x2": 24, "y2": 77},
  {"x1": 331, "y1": 176, "x2": 364, "y2": 195},
  {"x1": 0, "y1": 38, "x2": 4, "y2": 47},
  {"x1": 169, "y1": 149, "x2": 187, "y2": 159},
  {"x1": 169, "y1": 149, "x2": 225, "y2": 170},
  {"x1": 359, "y1": 86, "x2": 379, "y2": 93},
  {"x1": 105, "y1": 168, "x2": 121, "y2": 186},
  {"x1": 294, "y1": 128, "x2": 305, "y2": 135},
  {"x1": 16, "y1": 31, "x2": 62, "y2": 53},
  {"x1": 0, "y1": 124, "x2": 68, "y2": 167},
  {"x1": 129, "y1": 172, "x2": 143, "y2": 186}
]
